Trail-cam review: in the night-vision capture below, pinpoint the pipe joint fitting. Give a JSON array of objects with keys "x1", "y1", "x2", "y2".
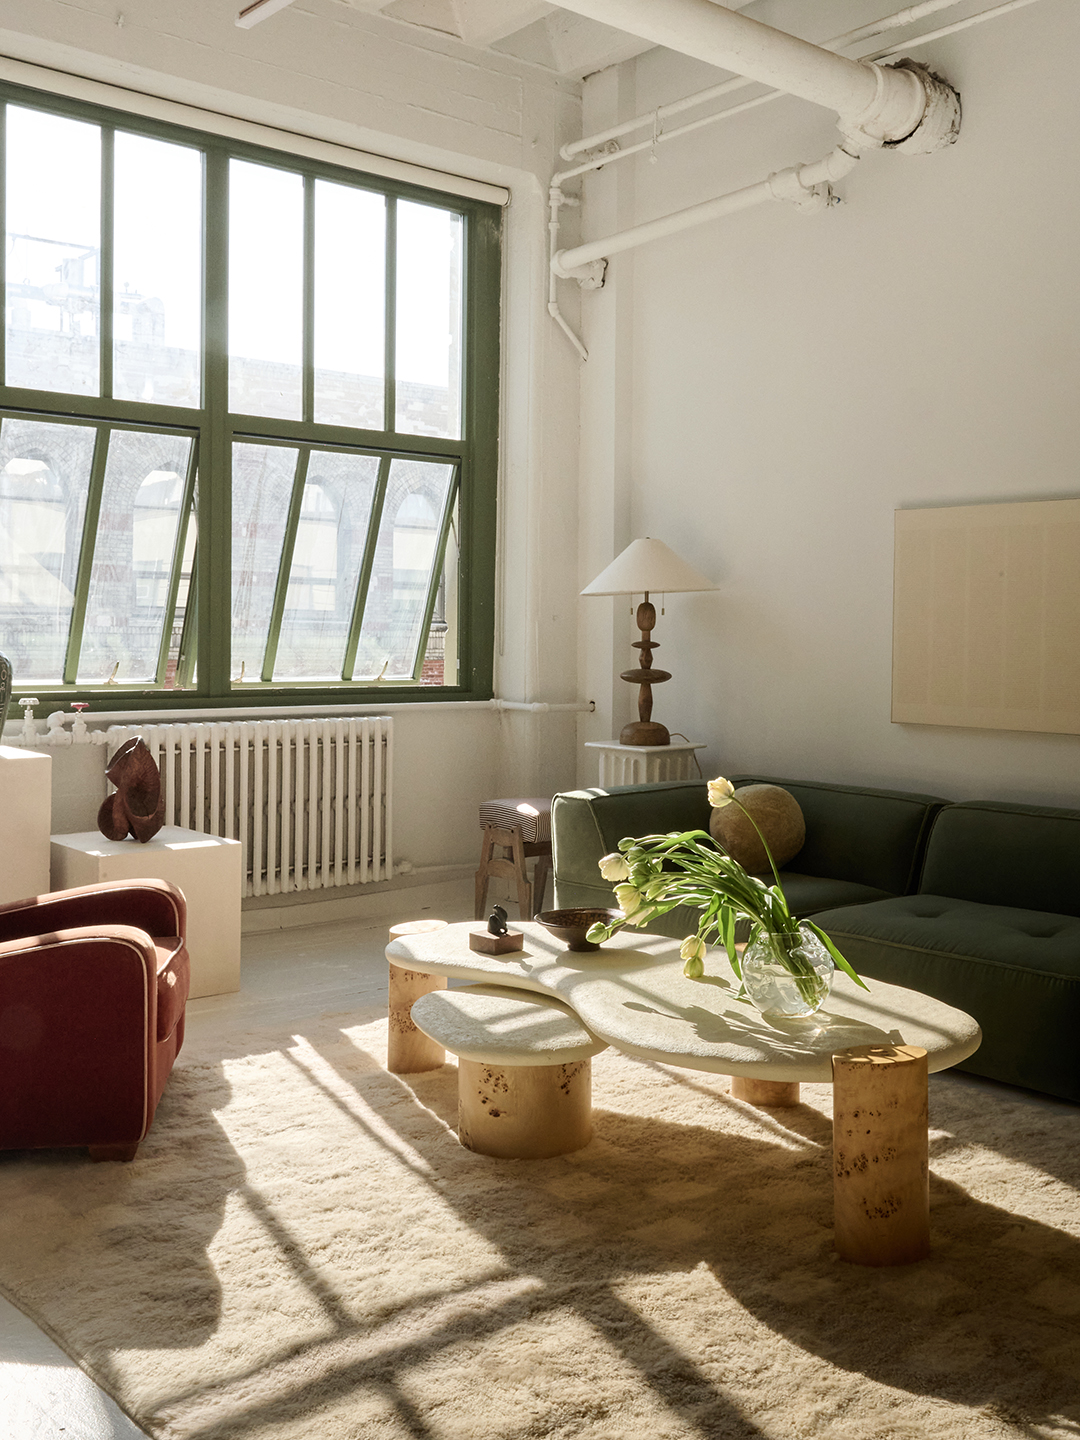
[
  {"x1": 839, "y1": 58, "x2": 960, "y2": 154},
  {"x1": 551, "y1": 252, "x2": 607, "y2": 289},
  {"x1": 884, "y1": 60, "x2": 961, "y2": 154},
  {"x1": 768, "y1": 165, "x2": 826, "y2": 211}
]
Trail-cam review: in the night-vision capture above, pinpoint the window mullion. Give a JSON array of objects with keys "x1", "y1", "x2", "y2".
[
  {"x1": 153, "y1": 441, "x2": 199, "y2": 685},
  {"x1": 0, "y1": 105, "x2": 6, "y2": 390},
  {"x1": 203, "y1": 147, "x2": 231, "y2": 698},
  {"x1": 62, "y1": 425, "x2": 110, "y2": 685},
  {"x1": 100, "y1": 127, "x2": 114, "y2": 400},
  {"x1": 341, "y1": 453, "x2": 390, "y2": 680},
  {"x1": 303, "y1": 175, "x2": 314, "y2": 423},
  {"x1": 260, "y1": 447, "x2": 310, "y2": 682},
  {"x1": 384, "y1": 197, "x2": 396, "y2": 435}
]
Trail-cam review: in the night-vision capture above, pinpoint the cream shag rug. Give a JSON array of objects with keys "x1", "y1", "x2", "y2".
[{"x1": 0, "y1": 1010, "x2": 1078, "y2": 1440}]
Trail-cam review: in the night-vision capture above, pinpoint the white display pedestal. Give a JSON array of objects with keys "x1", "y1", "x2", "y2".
[
  {"x1": 0, "y1": 745, "x2": 52, "y2": 904},
  {"x1": 585, "y1": 741, "x2": 707, "y2": 788},
  {"x1": 50, "y1": 826, "x2": 242, "y2": 998}
]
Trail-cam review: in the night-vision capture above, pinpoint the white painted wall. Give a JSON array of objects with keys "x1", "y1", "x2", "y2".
[
  {"x1": 0, "y1": 0, "x2": 586, "y2": 870},
  {"x1": 574, "y1": 0, "x2": 1080, "y2": 807}
]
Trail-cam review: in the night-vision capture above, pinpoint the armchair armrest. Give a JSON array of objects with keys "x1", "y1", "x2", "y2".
[
  {"x1": 0, "y1": 878, "x2": 187, "y2": 944},
  {"x1": 0, "y1": 924, "x2": 187, "y2": 1150}
]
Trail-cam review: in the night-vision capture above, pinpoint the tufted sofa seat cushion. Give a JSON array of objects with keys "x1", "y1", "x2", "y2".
[{"x1": 816, "y1": 894, "x2": 1080, "y2": 1100}]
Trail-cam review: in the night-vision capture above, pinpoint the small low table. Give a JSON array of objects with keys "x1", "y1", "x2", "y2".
[
  {"x1": 387, "y1": 921, "x2": 982, "y2": 1265},
  {"x1": 411, "y1": 984, "x2": 606, "y2": 1159}
]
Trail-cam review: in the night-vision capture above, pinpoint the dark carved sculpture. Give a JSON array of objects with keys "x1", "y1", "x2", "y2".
[
  {"x1": 487, "y1": 904, "x2": 509, "y2": 937},
  {"x1": 98, "y1": 738, "x2": 165, "y2": 843},
  {"x1": 0, "y1": 651, "x2": 12, "y2": 731}
]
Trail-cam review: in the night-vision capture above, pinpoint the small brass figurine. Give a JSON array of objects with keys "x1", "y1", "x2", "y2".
[
  {"x1": 487, "y1": 904, "x2": 509, "y2": 937},
  {"x1": 98, "y1": 737, "x2": 166, "y2": 843}
]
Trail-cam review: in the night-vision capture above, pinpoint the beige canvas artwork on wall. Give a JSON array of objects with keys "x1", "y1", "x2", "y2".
[{"x1": 892, "y1": 497, "x2": 1080, "y2": 735}]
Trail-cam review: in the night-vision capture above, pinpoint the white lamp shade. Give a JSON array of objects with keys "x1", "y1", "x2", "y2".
[{"x1": 581, "y1": 537, "x2": 717, "y2": 596}]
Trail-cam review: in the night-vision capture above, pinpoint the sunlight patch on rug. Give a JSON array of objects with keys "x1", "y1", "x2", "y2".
[{"x1": 0, "y1": 1012, "x2": 1077, "y2": 1440}]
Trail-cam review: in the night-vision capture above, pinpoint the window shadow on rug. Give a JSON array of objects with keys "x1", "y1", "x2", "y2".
[{"x1": 0, "y1": 1020, "x2": 1076, "y2": 1440}]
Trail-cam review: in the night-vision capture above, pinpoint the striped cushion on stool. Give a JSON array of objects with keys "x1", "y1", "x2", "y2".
[{"x1": 478, "y1": 798, "x2": 552, "y2": 844}]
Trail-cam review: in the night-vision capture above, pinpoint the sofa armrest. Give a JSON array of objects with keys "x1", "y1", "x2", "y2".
[{"x1": 0, "y1": 879, "x2": 187, "y2": 945}]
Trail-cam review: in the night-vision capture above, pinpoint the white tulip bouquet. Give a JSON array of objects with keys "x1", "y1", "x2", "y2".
[{"x1": 586, "y1": 776, "x2": 865, "y2": 1006}]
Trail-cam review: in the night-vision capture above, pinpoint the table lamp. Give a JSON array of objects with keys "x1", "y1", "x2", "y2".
[{"x1": 581, "y1": 537, "x2": 717, "y2": 745}]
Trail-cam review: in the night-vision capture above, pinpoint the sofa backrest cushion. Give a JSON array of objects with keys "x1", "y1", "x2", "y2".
[
  {"x1": 729, "y1": 775, "x2": 948, "y2": 896},
  {"x1": 552, "y1": 782, "x2": 711, "y2": 892},
  {"x1": 918, "y1": 801, "x2": 1080, "y2": 916}
]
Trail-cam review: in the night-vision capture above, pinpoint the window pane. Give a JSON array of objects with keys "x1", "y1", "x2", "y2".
[
  {"x1": 77, "y1": 430, "x2": 193, "y2": 683},
  {"x1": 420, "y1": 494, "x2": 456, "y2": 686},
  {"x1": 0, "y1": 417, "x2": 95, "y2": 682},
  {"x1": 6, "y1": 106, "x2": 101, "y2": 396},
  {"x1": 395, "y1": 202, "x2": 462, "y2": 439},
  {"x1": 231, "y1": 441, "x2": 298, "y2": 680},
  {"x1": 113, "y1": 132, "x2": 202, "y2": 407},
  {"x1": 314, "y1": 182, "x2": 384, "y2": 429},
  {"x1": 229, "y1": 161, "x2": 302, "y2": 419},
  {"x1": 274, "y1": 451, "x2": 379, "y2": 680},
  {"x1": 164, "y1": 485, "x2": 197, "y2": 689},
  {"x1": 355, "y1": 457, "x2": 454, "y2": 679}
]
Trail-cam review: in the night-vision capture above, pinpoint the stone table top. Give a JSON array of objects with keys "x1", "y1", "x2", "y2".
[
  {"x1": 411, "y1": 984, "x2": 608, "y2": 1066},
  {"x1": 386, "y1": 921, "x2": 982, "y2": 1085}
]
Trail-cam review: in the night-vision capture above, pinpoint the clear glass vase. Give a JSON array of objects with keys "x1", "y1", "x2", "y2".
[{"x1": 741, "y1": 926, "x2": 834, "y2": 1018}]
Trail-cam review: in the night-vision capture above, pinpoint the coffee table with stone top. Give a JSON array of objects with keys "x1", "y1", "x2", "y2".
[{"x1": 387, "y1": 920, "x2": 982, "y2": 1265}]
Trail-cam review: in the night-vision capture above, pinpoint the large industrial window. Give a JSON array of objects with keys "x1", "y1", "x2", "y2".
[{"x1": 0, "y1": 84, "x2": 500, "y2": 710}]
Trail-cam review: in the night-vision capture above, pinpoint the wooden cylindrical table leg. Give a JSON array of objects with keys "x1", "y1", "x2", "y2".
[
  {"x1": 458, "y1": 1058, "x2": 593, "y2": 1159},
  {"x1": 833, "y1": 1044, "x2": 929, "y2": 1266},
  {"x1": 387, "y1": 921, "x2": 448, "y2": 1074},
  {"x1": 730, "y1": 1076, "x2": 800, "y2": 1107}
]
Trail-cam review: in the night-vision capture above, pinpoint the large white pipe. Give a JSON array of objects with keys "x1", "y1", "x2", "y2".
[
  {"x1": 552, "y1": 0, "x2": 929, "y2": 146},
  {"x1": 552, "y1": 147, "x2": 860, "y2": 279},
  {"x1": 559, "y1": 0, "x2": 968, "y2": 162}
]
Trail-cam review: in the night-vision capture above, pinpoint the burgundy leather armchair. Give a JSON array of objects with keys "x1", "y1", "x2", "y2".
[{"x1": 0, "y1": 878, "x2": 190, "y2": 1161}]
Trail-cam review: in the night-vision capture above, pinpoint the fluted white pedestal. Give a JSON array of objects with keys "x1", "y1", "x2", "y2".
[{"x1": 585, "y1": 741, "x2": 706, "y2": 787}]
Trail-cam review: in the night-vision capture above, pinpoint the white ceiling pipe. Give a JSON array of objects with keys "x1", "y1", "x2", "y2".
[
  {"x1": 552, "y1": 146, "x2": 859, "y2": 280},
  {"x1": 560, "y1": 0, "x2": 967, "y2": 161},
  {"x1": 553, "y1": 0, "x2": 1034, "y2": 193},
  {"x1": 552, "y1": 0, "x2": 932, "y2": 148}
]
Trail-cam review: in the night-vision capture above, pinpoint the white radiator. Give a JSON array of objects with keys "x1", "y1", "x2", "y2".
[{"x1": 106, "y1": 717, "x2": 393, "y2": 898}]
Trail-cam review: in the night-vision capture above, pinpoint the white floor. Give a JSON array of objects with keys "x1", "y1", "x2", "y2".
[
  {"x1": 1, "y1": 883, "x2": 1071, "y2": 1438},
  {"x1": 0, "y1": 882, "x2": 475, "y2": 1440}
]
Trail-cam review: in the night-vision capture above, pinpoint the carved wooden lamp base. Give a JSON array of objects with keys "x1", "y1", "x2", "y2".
[
  {"x1": 619, "y1": 597, "x2": 672, "y2": 746},
  {"x1": 620, "y1": 719, "x2": 670, "y2": 745}
]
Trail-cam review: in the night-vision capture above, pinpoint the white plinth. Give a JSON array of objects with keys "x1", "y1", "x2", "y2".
[
  {"x1": 50, "y1": 826, "x2": 242, "y2": 998},
  {"x1": 585, "y1": 741, "x2": 707, "y2": 788},
  {"x1": 0, "y1": 746, "x2": 52, "y2": 905}
]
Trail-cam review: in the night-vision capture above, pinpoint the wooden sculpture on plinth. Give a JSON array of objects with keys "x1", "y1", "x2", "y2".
[{"x1": 98, "y1": 738, "x2": 166, "y2": 843}]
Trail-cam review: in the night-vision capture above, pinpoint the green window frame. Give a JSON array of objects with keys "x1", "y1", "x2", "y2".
[{"x1": 0, "y1": 81, "x2": 500, "y2": 712}]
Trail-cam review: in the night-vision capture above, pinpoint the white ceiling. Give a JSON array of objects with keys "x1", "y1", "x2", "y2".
[{"x1": 341, "y1": 0, "x2": 757, "y2": 79}]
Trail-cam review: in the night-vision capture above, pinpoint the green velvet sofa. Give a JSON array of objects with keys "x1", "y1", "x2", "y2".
[
  {"x1": 551, "y1": 777, "x2": 1080, "y2": 1103},
  {"x1": 813, "y1": 800, "x2": 1080, "y2": 1104},
  {"x1": 551, "y1": 774, "x2": 948, "y2": 938}
]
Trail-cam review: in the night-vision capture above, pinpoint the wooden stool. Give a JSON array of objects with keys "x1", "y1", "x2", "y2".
[
  {"x1": 410, "y1": 983, "x2": 606, "y2": 1159},
  {"x1": 386, "y1": 920, "x2": 449, "y2": 1074},
  {"x1": 474, "y1": 797, "x2": 552, "y2": 921},
  {"x1": 832, "y1": 1043, "x2": 930, "y2": 1266}
]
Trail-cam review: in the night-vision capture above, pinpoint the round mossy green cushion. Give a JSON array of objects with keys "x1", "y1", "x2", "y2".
[{"x1": 708, "y1": 784, "x2": 805, "y2": 873}]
